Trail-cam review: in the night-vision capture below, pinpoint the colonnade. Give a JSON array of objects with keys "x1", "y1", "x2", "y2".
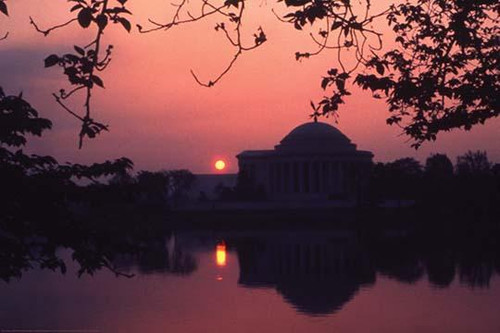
[{"x1": 268, "y1": 159, "x2": 355, "y2": 196}]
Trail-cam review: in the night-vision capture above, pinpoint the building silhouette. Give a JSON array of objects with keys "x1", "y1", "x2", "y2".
[{"x1": 237, "y1": 121, "x2": 373, "y2": 202}]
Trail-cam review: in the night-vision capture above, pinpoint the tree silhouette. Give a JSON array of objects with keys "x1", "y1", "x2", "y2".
[
  {"x1": 0, "y1": 87, "x2": 144, "y2": 281},
  {"x1": 165, "y1": 169, "x2": 196, "y2": 207},
  {"x1": 355, "y1": 0, "x2": 499, "y2": 147},
  {"x1": 425, "y1": 154, "x2": 454, "y2": 179},
  {"x1": 456, "y1": 150, "x2": 491, "y2": 176},
  {"x1": 369, "y1": 158, "x2": 423, "y2": 202}
]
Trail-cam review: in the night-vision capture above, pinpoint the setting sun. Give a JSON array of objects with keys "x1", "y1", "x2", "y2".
[{"x1": 215, "y1": 160, "x2": 226, "y2": 171}]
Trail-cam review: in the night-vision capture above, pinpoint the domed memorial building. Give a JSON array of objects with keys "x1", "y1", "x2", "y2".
[{"x1": 236, "y1": 121, "x2": 373, "y2": 202}]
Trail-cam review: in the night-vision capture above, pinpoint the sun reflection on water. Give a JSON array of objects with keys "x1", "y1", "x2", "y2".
[{"x1": 216, "y1": 241, "x2": 227, "y2": 267}]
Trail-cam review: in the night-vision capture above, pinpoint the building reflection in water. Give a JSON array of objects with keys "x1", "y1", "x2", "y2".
[
  {"x1": 227, "y1": 226, "x2": 500, "y2": 316},
  {"x1": 233, "y1": 231, "x2": 375, "y2": 315},
  {"x1": 114, "y1": 224, "x2": 499, "y2": 316}
]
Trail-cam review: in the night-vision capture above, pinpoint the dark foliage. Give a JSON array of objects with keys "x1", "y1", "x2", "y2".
[
  {"x1": 233, "y1": 170, "x2": 268, "y2": 201},
  {"x1": 355, "y1": 0, "x2": 499, "y2": 147},
  {"x1": 425, "y1": 153, "x2": 454, "y2": 179},
  {"x1": 369, "y1": 152, "x2": 499, "y2": 218},
  {"x1": 0, "y1": 89, "x2": 166, "y2": 282},
  {"x1": 134, "y1": 169, "x2": 195, "y2": 207},
  {"x1": 280, "y1": 0, "x2": 499, "y2": 147},
  {"x1": 456, "y1": 150, "x2": 491, "y2": 176},
  {"x1": 369, "y1": 157, "x2": 423, "y2": 201}
]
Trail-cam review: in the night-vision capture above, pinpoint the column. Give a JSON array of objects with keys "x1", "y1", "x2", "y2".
[
  {"x1": 331, "y1": 161, "x2": 338, "y2": 193},
  {"x1": 322, "y1": 160, "x2": 329, "y2": 193},
  {"x1": 338, "y1": 162, "x2": 344, "y2": 194},
  {"x1": 283, "y1": 162, "x2": 290, "y2": 193},
  {"x1": 276, "y1": 162, "x2": 281, "y2": 193},
  {"x1": 293, "y1": 161, "x2": 299, "y2": 193},
  {"x1": 302, "y1": 161, "x2": 310, "y2": 193},
  {"x1": 313, "y1": 161, "x2": 320, "y2": 193},
  {"x1": 269, "y1": 163, "x2": 274, "y2": 194}
]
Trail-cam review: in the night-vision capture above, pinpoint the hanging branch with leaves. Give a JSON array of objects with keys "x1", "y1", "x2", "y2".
[
  {"x1": 31, "y1": 0, "x2": 133, "y2": 148},
  {"x1": 277, "y1": 0, "x2": 499, "y2": 147},
  {"x1": 138, "y1": 0, "x2": 267, "y2": 87},
  {"x1": 6, "y1": 0, "x2": 497, "y2": 149},
  {"x1": 274, "y1": 0, "x2": 389, "y2": 122},
  {"x1": 355, "y1": 0, "x2": 500, "y2": 147}
]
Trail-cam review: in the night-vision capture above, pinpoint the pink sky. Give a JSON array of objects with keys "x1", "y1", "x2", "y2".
[{"x1": 1, "y1": 1, "x2": 499, "y2": 173}]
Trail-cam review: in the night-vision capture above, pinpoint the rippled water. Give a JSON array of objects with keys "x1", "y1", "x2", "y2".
[{"x1": 1, "y1": 229, "x2": 500, "y2": 333}]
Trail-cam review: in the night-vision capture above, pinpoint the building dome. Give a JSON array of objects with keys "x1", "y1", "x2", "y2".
[{"x1": 275, "y1": 121, "x2": 356, "y2": 152}]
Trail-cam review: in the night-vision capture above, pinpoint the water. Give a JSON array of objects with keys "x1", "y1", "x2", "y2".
[{"x1": 1, "y1": 229, "x2": 500, "y2": 333}]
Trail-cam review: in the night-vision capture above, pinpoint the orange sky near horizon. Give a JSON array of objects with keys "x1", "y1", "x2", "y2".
[{"x1": 1, "y1": 1, "x2": 499, "y2": 174}]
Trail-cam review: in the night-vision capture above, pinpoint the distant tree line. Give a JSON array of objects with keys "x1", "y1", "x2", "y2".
[
  {"x1": 213, "y1": 170, "x2": 268, "y2": 202},
  {"x1": 102, "y1": 169, "x2": 195, "y2": 208},
  {"x1": 369, "y1": 151, "x2": 500, "y2": 220}
]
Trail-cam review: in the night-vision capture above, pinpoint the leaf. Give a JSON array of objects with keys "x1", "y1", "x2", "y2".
[
  {"x1": 336, "y1": 79, "x2": 345, "y2": 91},
  {"x1": 70, "y1": 4, "x2": 83, "y2": 12},
  {"x1": 285, "y1": 0, "x2": 311, "y2": 6},
  {"x1": 117, "y1": 17, "x2": 131, "y2": 32},
  {"x1": 74, "y1": 45, "x2": 85, "y2": 56},
  {"x1": 77, "y1": 8, "x2": 93, "y2": 28},
  {"x1": 376, "y1": 63, "x2": 385, "y2": 75},
  {"x1": 331, "y1": 21, "x2": 342, "y2": 30},
  {"x1": 44, "y1": 55, "x2": 60, "y2": 68},
  {"x1": 224, "y1": 0, "x2": 240, "y2": 8},
  {"x1": 0, "y1": 1, "x2": 8, "y2": 16},
  {"x1": 91, "y1": 75, "x2": 104, "y2": 88},
  {"x1": 106, "y1": 7, "x2": 132, "y2": 15},
  {"x1": 321, "y1": 77, "x2": 330, "y2": 90},
  {"x1": 96, "y1": 14, "x2": 108, "y2": 30}
]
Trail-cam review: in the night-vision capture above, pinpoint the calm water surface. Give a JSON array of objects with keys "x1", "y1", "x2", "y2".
[{"x1": 1, "y1": 229, "x2": 500, "y2": 333}]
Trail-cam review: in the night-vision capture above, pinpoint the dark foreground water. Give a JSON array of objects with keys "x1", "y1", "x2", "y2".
[{"x1": 1, "y1": 229, "x2": 500, "y2": 333}]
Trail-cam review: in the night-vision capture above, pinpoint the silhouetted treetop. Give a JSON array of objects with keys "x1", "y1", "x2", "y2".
[
  {"x1": 425, "y1": 154, "x2": 454, "y2": 178},
  {"x1": 456, "y1": 150, "x2": 491, "y2": 176},
  {"x1": 0, "y1": 89, "x2": 52, "y2": 147}
]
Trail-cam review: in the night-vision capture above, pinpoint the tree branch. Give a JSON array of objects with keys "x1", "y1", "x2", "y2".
[{"x1": 30, "y1": 17, "x2": 78, "y2": 36}]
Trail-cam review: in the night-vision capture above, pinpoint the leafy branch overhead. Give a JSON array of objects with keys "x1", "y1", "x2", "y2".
[
  {"x1": 285, "y1": 0, "x2": 499, "y2": 148},
  {"x1": 138, "y1": 0, "x2": 267, "y2": 87},
  {"x1": 5, "y1": 0, "x2": 500, "y2": 148},
  {"x1": 31, "y1": 0, "x2": 133, "y2": 148},
  {"x1": 357, "y1": 0, "x2": 500, "y2": 147}
]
